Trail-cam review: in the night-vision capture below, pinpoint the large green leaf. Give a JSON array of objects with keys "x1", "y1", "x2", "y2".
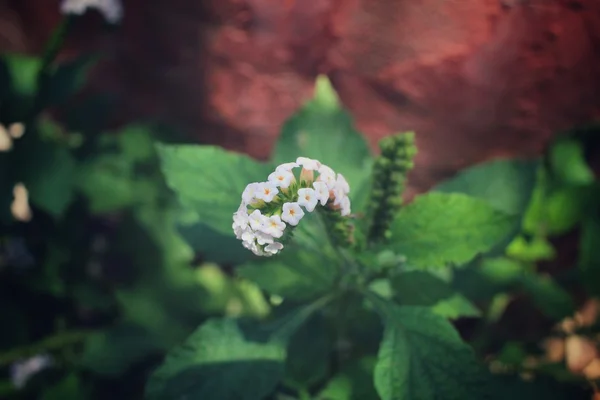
[
  {"x1": 392, "y1": 271, "x2": 480, "y2": 319},
  {"x1": 388, "y1": 193, "x2": 516, "y2": 268},
  {"x1": 158, "y1": 144, "x2": 272, "y2": 235},
  {"x1": 146, "y1": 299, "x2": 328, "y2": 400},
  {"x1": 435, "y1": 159, "x2": 539, "y2": 216},
  {"x1": 368, "y1": 294, "x2": 490, "y2": 400},
  {"x1": 238, "y1": 244, "x2": 338, "y2": 301},
  {"x1": 272, "y1": 75, "x2": 372, "y2": 210}
]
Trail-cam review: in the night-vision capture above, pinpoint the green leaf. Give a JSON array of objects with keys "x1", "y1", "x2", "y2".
[
  {"x1": 146, "y1": 299, "x2": 328, "y2": 400},
  {"x1": 75, "y1": 154, "x2": 138, "y2": 213},
  {"x1": 579, "y1": 216, "x2": 600, "y2": 297},
  {"x1": 435, "y1": 159, "x2": 539, "y2": 216},
  {"x1": 272, "y1": 75, "x2": 373, "y2": 210},
  {"x1": 19, "y1": 141, "x2": 76, "y2": 218},
  {"x1": 158, "y1": 144, "x2": 272, "y2": 235},
  {"x1": 519, "y1": 273, "x2": 575, "y2": 320},
  {"x1": 238, "y1": 245, "x2": 338, "y2": 301},
  {"x1": 318, "y1": 357, "x2": 379, "y2": 400},
  {"x1": 392, "y1": 271, "x2": 481, "y2": 319},
  {"x1": 2, "y1": 54, "x2": 41, "y2": 96},
  {"x1": 368, "y1": 295, "x2": 490, "y2": 400},
  {"x1": 389, "y1": 193, "x2": 516, "y2": 268},
  {"x1": 284, "y1": 313, "x2": 331, "y2": 389},
  {"x1": 549, "y1": 138, "x2": 595, "y2": 186},
  {"x1": 81, "y1": 323, "x2": 163, "y2": 377}
]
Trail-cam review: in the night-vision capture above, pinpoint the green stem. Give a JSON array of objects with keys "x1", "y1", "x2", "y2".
[{"x1": 0, "y1": 330, "x2": 91, "y2": 367}]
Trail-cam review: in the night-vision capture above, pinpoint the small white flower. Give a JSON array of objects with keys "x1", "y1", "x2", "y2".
[
  {"x1": 241, "y1": 230, "x2": 256, "y2": 243},
  {"x1": 312, "y1": 181, "x2": 330, "y2": 206},
  {"x1": 296, "y1": 157, "x2": 321, "y2": 171},
  {"x1": 317, "y1": 165, "x2": 337, "y2": 189},
  {"x1": 297, "y1": 188, "x2": 319, "y2": 212},
  {"x1": 340, "y1": 196, "x2": 351, "y2": 216},
  {"x1": 256, "y1": 231, "x2": 274, "y2": 245},
  {"x1": 276, "y1": 162, "x2": 299, "y2": 171},
  {"x1": 242, "y1": 183, "x2": 260, "y2": 204},
  {"x1": 254, "y1": 182, "x2": 279, "y2": 202},
  {"x1": 336, "y1": 173, "x2": 350, "y2": 194},
  {"x1": 281, "y1": 202, "x2": 304, "y2": 226},
  {"x1": 265, "y1": 242, "x2": 284, "y2": 255},
  {"x1": 233, "y1": 208, "x2": 248, "y2": 229},
  {"x1": 248, "y1": 210, "x2": 266, "y2": 230},
  {"x1": 268, "y1": 169, "x2": 294, "y2": 189},
  {"x1": 262, "y1": 215, "x2": 286, "y2": 238},
  {"x1": 60, "y1": 0, "x2": 123, "y2": 23},
  {"x1": 333, "y1": 187, "x2": 346, "y2": 206}
]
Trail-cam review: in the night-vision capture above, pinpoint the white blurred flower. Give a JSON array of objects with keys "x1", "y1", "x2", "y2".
[
  {"x1": 281, "y1": 202, "x2": 304, "y2": 226},
  {"x1": 268, "y1": 169, "x2": 294, "y2": 189},
  {"x1": 265, "y1": 242, "x2": 283, "y2": 255},
  {"x1": 11, "y1": 183, "x2": 32, "y2": 222},
  {"x1": 297, "y1": 188, "x2": 318, "y2": 212},
  {"x1": 0, "y1": 125, "x2": 12, "y2": 151},
  {"x1": 60, "y1": 0, "x2": 123, "y2": 24},
  {"x1": 296, "y1": 157, "x2": 321, "y2": 171},
  {"x1": 254, "y1": 182, "x2": 279, "y2": 202},
  {"x1": 312, "y1": 181, "x2": 330, "y2": 206},
  {"x1": 262, "y1": 215, "x2": 286, "y2": 238},
  {"x1": 10, "y1": 354, "x2": 53, "y2": 389}
]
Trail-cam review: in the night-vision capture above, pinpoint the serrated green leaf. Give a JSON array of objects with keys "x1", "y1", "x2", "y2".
[
  {"x1": 392, "y1": 271, "x2": 480, "y2": 319},
  {"x1": 146, "y1": 299, "x2": 328, "y2": 400},
  {"x1": 272, "y1": 75, "x2": 372, "y2": 211},
  {"x1": 318, "y1": 357, "x2": 379, "y2": 400},
  {"x1": 146, "y1": 318, "x2": 285, "y2": 400},
  {"x1": 238, "y1": 244, "x2": 338, "y2": 301},
  {"x1": 158, "y1": 144, "x2": 272, "y2": 235},
  {"x1": 368, "y1": 294, "x2": 491, "y2": 400},
  {"x1": 388, "y1": 193, "x2": 516, "y2": 268},
  {"x1": 435, "y1": 159, "x2": 539, "y2": 216}
]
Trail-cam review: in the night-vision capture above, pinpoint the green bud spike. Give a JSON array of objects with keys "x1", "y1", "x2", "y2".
[{"x1": 366, "y1": 131, "x2": 417, "y2": 244}]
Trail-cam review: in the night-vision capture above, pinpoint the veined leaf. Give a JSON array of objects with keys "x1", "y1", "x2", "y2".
[
  {"x1": 388, "y1": 193, "x2": 515, "y2": 268},
  {"x1": 146, "y1": 298, "x2": 329, "y2": 400},
  {"x1": 392, "y1": 271, "x2": 480, "y2": 319},
  {"x1": 157, "y1": 144, "x2": 272, "y2": 235},
  {"x1": 272, "y1": 75, "x2": 373, "y2": 211},
  {"x1": 367, "y1": 294, "x2": 490, "y2": 400},
  {"x1": 435, "y1": 159, "x2": 539, "y2": 216}
]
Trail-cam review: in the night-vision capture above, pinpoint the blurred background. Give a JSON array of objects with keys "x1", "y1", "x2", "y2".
[{"x1": 0, "y1": 0, "x2": 599, "y2": 398}]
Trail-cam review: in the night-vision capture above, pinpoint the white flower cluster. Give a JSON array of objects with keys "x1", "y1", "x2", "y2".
[
  {"x1": 60, "y1": 0, "x2": 123, "y2": 24},
  {"x1": 233, "y1": 157, "x2": 351, "y2": 256},
  {"x1": 10, "y1": 354, "x2": 53, "y2": 389}
]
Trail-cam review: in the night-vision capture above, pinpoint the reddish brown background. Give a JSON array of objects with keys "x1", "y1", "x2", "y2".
[{"x1": 1, "y1": 0, "x2": 599, "y2": 196}]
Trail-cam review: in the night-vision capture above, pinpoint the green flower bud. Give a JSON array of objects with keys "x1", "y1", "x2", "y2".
[{"x1": 366, "y1": 132, "x2": 417, "y2": 244}]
